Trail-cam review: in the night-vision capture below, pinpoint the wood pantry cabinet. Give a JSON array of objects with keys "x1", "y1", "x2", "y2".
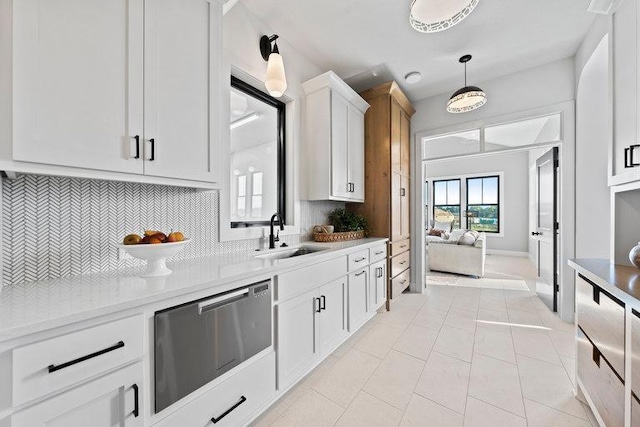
[
  {"x1": 610, "y1": 0, "x2": 640, "y2": 185},
  {"x1": 3, "y1": 0, "x2": 221, "y2": 184},
  {"x1": 302, "y1": 71, "x2": 370, "y2": 202},
  {"x1": 349, "y1": 82, "x2": 415, "y2": 309}
]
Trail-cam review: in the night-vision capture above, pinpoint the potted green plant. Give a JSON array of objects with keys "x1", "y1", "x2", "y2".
[{"x1": 314, "y1": 208, "x2": 368, "y2": 242}]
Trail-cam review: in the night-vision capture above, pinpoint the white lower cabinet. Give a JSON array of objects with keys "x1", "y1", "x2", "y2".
[
  {"x1": 370, "y1": 260, "x2": 387, "y2": 311},
  {"x1": 348, "y1": 268, "x2": 369, "y2": 332},
  {"x1": 155, "y1": 352, "x2": 276, "y2": 427},
  {"x1": 277, "y1": 277, "x2": 347, "y2": 390},
  {"x1": 12, "y1": 362, "x2": 143, "y2": 427}
]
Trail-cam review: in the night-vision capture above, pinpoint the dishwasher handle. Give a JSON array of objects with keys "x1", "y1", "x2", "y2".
[{"x1": 198, "y1": 288, "x2": 250, "y2": 314}]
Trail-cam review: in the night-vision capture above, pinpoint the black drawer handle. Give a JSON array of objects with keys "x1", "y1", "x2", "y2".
[
  {"x1": 133, "y1": 135, "x2": 140, "y2": 159},
  {"x1": 354, "y1": 257, "x2": 366, "y2": 263},
  {"x1": 592, "y1": 346, "x2": 601, "y2": 368},
  {"x1": 149, "y1": 138, "x2": 155, "y2": 161},
  {"x1": 132, "y1": 383, "x2": 140, "y2": 417},
  {"x1": 320, "y1": 295, "x2": 326, "y2": 311},
  {"x1": 355, "y1": 270, "x2": 366, "y2": 277},
  {"x1": 377, "y1": 267, "x2": 383, "y2": 278},
  {"x1": 399, "y1": 261, "x2": 407, "y2": 265},
  {"x1": 626, "y1": 144, "x2": 640, "y2": 168},
  {"x1": 48, "y1": 341, "x2": 125, "y2": 373},
  {"x1": 400, "y1": 245, "x2": 407, "y2": 248},
  {"x1": 211, "y1": 395, "x2": 247, "y2": 424},
  {"x1": 400, "y1": 279, "x2": 407, "y2": 285},
  {"x1": 315, "y1": 297, "x2": 322, "y2": 313},
  {"x1": 375, "y1": 251, "x2": 384, "y2": 255},
  {"x1": 400, "y1": 188, "x2": 406, "y2": 196}
]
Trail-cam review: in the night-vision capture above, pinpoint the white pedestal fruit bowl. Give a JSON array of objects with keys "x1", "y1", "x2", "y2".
[{"x1": 118, "y1": 239, "x2": 191, "y2": 277}]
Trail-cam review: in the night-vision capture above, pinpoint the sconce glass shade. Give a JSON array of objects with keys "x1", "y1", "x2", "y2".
[
  {"x1": 446, "y1": 86, "x2": 487, "y2": 114},
  {"x1": 265, "y1": 52, "x2": 287, "y2": 98},
  {"x1": 410, "y1": 0, "x2": 479, "y2": 33}
]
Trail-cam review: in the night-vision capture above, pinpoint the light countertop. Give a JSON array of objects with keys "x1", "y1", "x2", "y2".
[
  {"x1": 0, "y1": 238, "x2": 388, "y2": 342},
  {"x1": 569, "y1": 258, "x2": 640, "y2": 305}
]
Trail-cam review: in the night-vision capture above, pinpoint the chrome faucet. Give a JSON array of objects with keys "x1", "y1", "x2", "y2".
[{"x1": 269, "y1": 212, "x2": 284, "y2": 249}]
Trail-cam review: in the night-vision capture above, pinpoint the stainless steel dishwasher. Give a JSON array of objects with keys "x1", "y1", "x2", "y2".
[{"x1": 154, "y1": 279, "x2": 271, "y2": 413}]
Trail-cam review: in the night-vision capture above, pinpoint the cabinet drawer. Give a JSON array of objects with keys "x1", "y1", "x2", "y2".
[
  {"x1": 576, "y1": 274, "x2": 625, "y2": 378},
  {"x1": 369, "y1": 245, "x2": 387, "y2": 264},
  {"x1": 390, "y1": 239, "x2": 410, "y2": 257},
  {"x1": 633, "y1": 393, "x2": 640, "y2": 427},
  {"x1": 633, "y1": 310, "x2": 640, "y2": 397},
  {"x1": 391, "y1": 268, "x2": 410, "y2": 299},
  {"x1": 577, "y1": 328, "x2": 624, "y2": 427},
  {"x1": 348, "y1": 250, "x2": 369, "y2": 272},
  {"x1": 277, "y1": 256, "x2": 347, "y2": 301},
  {"x1": 13, "y1": 315, "x2": 143, "y2": 406},
  {"x1": 156, "y1": 352, "x2": 276, "y2": 427},
  {"x1": 390, "y1": 250, "x2": 410, "y2": 278}
]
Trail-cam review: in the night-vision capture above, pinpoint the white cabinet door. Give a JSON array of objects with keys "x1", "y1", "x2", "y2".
[
  {"x1": 348, "y1": 105, "x2": 365, "y2": 201},
  {"x1": 13, "y1": 0, "x2": 144, "y2": 174},
  {"x1": 12, "y1": 362, "x2": 143, "y2": 427},
  {"x1": 318, "y1": 278, "x2": 348, "y2": 357},
  {"x1": 611, "y1": 0, "x2": 640, "y2": 184},
  {"x1": 277, "y1": 289, "x2": 319, "y2": 390},
  {"x1": 143, "y1": 0, "x2": 219, "y2": 182},
  {"x1": 370, "y1": 260, "x2": 387, "y2": 311},
  {"x1": 348, "y1": 268, "x2": 369, "y2": 332},
  {"x1": 331, "y1": 91, "x2": 350, "y2": 199}
]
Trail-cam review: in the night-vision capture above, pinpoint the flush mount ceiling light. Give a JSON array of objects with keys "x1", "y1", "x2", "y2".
[
  {"x1": 410, "y1": 0, "x2": 479, "y2": 33},
  {"x1": 260, "y1": 34, "x2": 288, "y2": 98},
  {"x1": 405, "y1": 71, "x2": 422, "y2": 84},
  {"x1": 446, "y1": 54, "x2": 486, "y2": 114}
]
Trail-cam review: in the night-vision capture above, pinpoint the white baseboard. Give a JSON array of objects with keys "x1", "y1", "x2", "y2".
[{"x1": 486, "y1": 249, "x2": 529, "y2": 257}]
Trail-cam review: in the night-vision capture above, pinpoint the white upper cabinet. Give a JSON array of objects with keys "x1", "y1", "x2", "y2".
[
  {"x1": 611, "y1": 0, "x2": 640, "y2": 185},
  {"x1": 12, "y1": 0, "x2": 145, "y2": 175},
  {"x1": 5, "y1": 0, "x2": 221, "y2": 186},
  {"x1": 302, "y1": 71, "x2": 369, "y2": 202}
]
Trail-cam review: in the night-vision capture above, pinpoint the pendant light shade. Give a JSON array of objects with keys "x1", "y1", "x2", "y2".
[
  {"x1": 410, "y1": 0, "x2": 479, "y2": 33},
  {"x1": 447, "y1": 55, "x2": 486, "y2": 114},
  {"x1": 260, "y1": 35, "x2": 288, "y2": 98}
]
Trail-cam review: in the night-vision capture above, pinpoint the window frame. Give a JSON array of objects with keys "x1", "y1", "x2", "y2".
[
  {"x1": 465, "y1": 175, "x2": 500, "y2": 234},
  {"x1": 432, "y1": 178, "x2": 461, "y2": 229}
]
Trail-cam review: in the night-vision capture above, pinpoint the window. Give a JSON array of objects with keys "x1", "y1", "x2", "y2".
[
  {"x1": 423, "y1": 129, "x2": 480, "y2": 159},
  {"x1": 251, "y1": 171, "x2": 263, "y2": 218},
  {"x1": 433, "y1": 179, "x2": 460, "y2": 229},
  {"x1": 466, "y1": 176, "x2": 499, "y2": 233}
]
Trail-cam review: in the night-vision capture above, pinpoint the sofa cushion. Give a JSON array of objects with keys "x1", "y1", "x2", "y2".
[
  {"x1": 448, "y1": 229, "x2": 466, "y2": 242},
  {"x1": 433, "y1": 220, "x2": 454, "y2": 232},
  {"x1": 458, "y1": 232, "x2": 477, "y2": 246}
]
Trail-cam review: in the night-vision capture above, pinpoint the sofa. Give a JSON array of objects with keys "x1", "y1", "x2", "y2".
[{"x1": 428, "y1": 231, "x2": 486, "y2": 278}]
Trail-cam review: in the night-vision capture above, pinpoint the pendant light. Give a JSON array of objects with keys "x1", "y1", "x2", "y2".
[
  {"x1": 410, "y1": 0, "x2": 479, "y2": 33},
  {"x1": 446, "y1": 55, "x2": 486, "y2": 114},
  {"x1": 260, "y1": 35, "x2": 288, "y2": 98}
]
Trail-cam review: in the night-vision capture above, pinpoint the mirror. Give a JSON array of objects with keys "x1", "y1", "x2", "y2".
[{"x1": 229, "y1": 76, "x2": 285, "y2": 228}]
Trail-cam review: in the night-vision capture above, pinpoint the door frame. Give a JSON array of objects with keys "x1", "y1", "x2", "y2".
[{"x1": 412, "y1": 101, "x2": 576, "y2": 322}]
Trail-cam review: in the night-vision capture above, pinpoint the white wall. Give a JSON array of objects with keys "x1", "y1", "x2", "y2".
[
  {"x1": 411, "y1": 57, "x2": 576, "y2": 133},
  {"x1": 426, "y1": 150, "x2": 530, "y2": 253},
  {"x1": 575, "y1": 33, "x2": 611, "y2": 259}
]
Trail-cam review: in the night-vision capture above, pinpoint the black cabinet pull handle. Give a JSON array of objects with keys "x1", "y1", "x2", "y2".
[
  {"x1": 132, "y1": 384, "x2": 139, "y2": 417},
  {"x1": 400, "y1": 188, "x2": 406, "y2": 196},
  {"x1": 355, "y1": 270, "x2": 366, "y2": 277},
  {"x1": 399, "y1": 261, "x2": 407, "y2": 265},
  {"x1": 592, "y1": 346, "x2": 601, "y2": 367},
  {"x1": 531, "y1": 231, "x2": 541, "y2": 236},
  {"x1": 320, "y1": 295, "x2": 326, "y2": 310},
  {"x1": 377, "y1": 267, "x2": 384, "y2": 278},
  {"x1": 133, "y1": 135, "x2": 140, "y2": 159},
  {"x1": 593, "y1": 285, "x2": 600, "y2": 305},
  {"x1": 149, "y1": 138, "x2": 155, "y2": 161},
  {"x1": 375, "y1": 251, "x2": 384, "y2": 255},
  {"x1": 354, "y1": 257, "x2": 366, "y2": 263},
  {"x1": 211, "y1": 396, "x2": 247, "y2": 424},
  {"x1": 48, "y1": 341, "x2": 125, "y2": 373},
  {"x1": 625, "y1": 147, "x2": 631, "y2": 168},
  {"x1": 400, "y1": 279, "x2": 407, "y2": 285},
  {"x1": 315, "y1": 297, "x2": 322, "y2": 313},
  {"x1": 631, "y1": 144, "x2": 640, "y2": 167}
]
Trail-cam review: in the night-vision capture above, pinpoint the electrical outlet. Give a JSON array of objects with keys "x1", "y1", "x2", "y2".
[{"x1": 119, "y1": 248, "x2": 133, "y2": 261}]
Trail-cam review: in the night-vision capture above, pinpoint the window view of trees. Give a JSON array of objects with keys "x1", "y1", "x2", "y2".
[
  {"x1": 466, "y1": 176, "x2": 499, "y2": 233},
  {"x1": 433, "y1": 179, "x2": 461, "y2": 229}
]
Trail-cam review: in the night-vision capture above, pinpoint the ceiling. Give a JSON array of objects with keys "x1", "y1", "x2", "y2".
[{"x1": 239, "y1": 0, "x2": 596, "y2": 102}]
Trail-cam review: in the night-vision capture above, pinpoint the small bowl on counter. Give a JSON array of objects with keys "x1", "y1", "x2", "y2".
[{"x1": 118, "y1": 239, "x2": 191, "y2": 277}]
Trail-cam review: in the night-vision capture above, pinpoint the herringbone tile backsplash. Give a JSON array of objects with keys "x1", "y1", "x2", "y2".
[{"x1": 1, "y1": 175, "x2": 342, "y2": 286}]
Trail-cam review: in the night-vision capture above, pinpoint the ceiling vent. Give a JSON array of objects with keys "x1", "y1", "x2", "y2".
[{"x1": 588, "y1": 0, "x2": 622, "y2": 14}]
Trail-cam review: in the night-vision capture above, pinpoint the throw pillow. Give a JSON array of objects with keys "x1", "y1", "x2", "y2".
[
  {"x1": 433, "y1": 220, "x2": 454, "y2": 232},
  {"x1": 448, "y1": 229, "x2": 466, "y2": 242},
  {"x1": 428, "y1": 229, "x2": 444, "y2": 237},
  {"x1": 458, "y1": 231, "x2": 477, "y2": 246}
]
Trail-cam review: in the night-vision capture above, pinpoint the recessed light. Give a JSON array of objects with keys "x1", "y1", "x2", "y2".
[{"x1": 405, "y1": 71, "x2": 422, "y2": 84}]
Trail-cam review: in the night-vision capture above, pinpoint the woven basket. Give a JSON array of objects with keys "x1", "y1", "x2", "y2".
[{"x1": 313, "y1": 230, "x2": 365, "y2": 242}]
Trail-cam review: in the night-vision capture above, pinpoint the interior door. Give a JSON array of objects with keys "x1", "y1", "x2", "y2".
[{"x1": 533, "y1": 147, "x2": 559, "y2": 312}]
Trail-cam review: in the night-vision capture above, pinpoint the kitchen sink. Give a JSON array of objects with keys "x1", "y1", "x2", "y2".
[{"x1": 255, "y1": 245, "x2": 328, "y2": 260}]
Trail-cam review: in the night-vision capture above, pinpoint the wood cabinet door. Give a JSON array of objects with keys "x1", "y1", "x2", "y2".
[
  {"x1": 611, "y1": 0, "x2": 639, "y2": 182},
  {"x1": 330, "y1": 91, "x2": 350, "y2": 199},
  {"x1": 401, "y1": 174, "x2": 411, "y2": 238},
  {"x1": 400, "y1": 110, "x2": 411, "y2": 176},
  {"x1": 391, "y1": 100, "x2": 402, "y2": 173},
  {"x1": 12, "y1": 0, "x2": 144, "y2": 174},
  {"x1": 276, "y1": 289, "x2": 319, "y2": 390},
  {"x1": 143, "y1": 0, "x2": 220, "y2": 182},
  {"x1": 318, "y1": 278, "x2": 348, "y2": 357},
  {"x1": 391, "y1": 172, "x2": 402, "y2": 240},
  {"x1": 347, "y1": 105, "x2": 365, "y2": 201},
  {"x1": 348, "y1": 268, "x2": 369, "y2": 332},
  {"x1": 12, "y1": 362, "x2": 143, "y2": 427}
]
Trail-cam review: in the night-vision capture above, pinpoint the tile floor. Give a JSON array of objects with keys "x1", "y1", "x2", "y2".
[{"x1": 251, "y1": 255, "x2": 597, "y2": 427}]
